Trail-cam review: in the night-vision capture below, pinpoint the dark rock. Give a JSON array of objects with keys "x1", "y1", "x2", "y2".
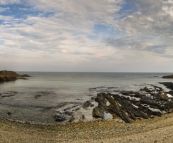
[
  {"x1": 80, "y1": 115, "x2": 85, "y2": 120},
  {"x1": 0, "y1": 70, "x2": 30, "y2": 82},
  {"x1": 95, "y1": 93, "x2": 107, "y2": 107},
  {"x1": 92, "y1": 107, "x2": 105, "y2": 119},
  {"x1": 34, "y1": 91, "x2": 55, "y2": 99},
  {"x1": 7, "y1": 112, "x2": 11, "y2": 116},
  {"x1": 121, "y1": 91, "x2": 135, "y2": 96},
  {"x1": 1, "y1": 91, "x2": 17, "y2": 98},
  {"x1": 34, "y1": 95, "x2": 42, "y2": 99},
  {"x1": 159, "y1": 82, "x2": 173, "y2": 90},
  {"x1": 91, "y1": 97, "x2": 96, "y2": 100},
  {"x1": 53, "y1": 114, "x2": 66, "y2": 122},
  {"x1": 64, "y1": 110, "x2": 74, "y2": 115},
  {"x1": 92, "y1": 84, "x2": 173, "y2": 123},
  {"x1": 83, "y1": 101, "x2": 94, "y2": 109},
  {"x1": 140, "y1": 87, "x2": 151, "y2": 92},
  {"x1": 74, "y1": 107, "x2": 80, "y2": 111},
  {"x1": 162, "y1": 74, "x2": 173, "y2": 79},
  {"x1": 21, "y1": 74, "x2": 31, "y2": 77}
]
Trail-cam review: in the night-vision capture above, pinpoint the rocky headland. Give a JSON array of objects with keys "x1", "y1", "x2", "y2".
[
  {"x1": 0, "y1": 70, "x2": 30, "y2": 82},
  {"x1": 162, "y1": 74, "x2": 173, "y2": 79}
]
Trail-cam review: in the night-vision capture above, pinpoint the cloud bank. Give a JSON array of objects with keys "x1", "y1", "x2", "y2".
[{"x1": 0, "y1": 0, "x2": 173, "y2": 72}]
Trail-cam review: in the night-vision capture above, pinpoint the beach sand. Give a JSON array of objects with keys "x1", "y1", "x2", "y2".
[{"x1": 1, "y1": 113, "x2": 173, "y2": 143}]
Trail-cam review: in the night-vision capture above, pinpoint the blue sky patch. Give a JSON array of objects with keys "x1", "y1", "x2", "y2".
[
  {"x1": 117, "y1": 0, "x2": 137, "y2": 19},
  {"x1": 88, "y1": 24, "x2": 116, "y2": 41},
  {"x1": 0, "y1": 40, "x2": 4, "y2": 45}
]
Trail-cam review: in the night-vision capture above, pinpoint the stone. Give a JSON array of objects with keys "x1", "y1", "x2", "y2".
[
  {"x1": 92, "y1": 107, "x2": 105, "y2": 119},
  {"x1": 64, "y1": 110, "x2": 74, "y2": 115},
  {"x1": 95, "y1": 93, "x2": 107, "y2": 107},
  {"x1": 53, "y1": 114, "x2": 66, "y2": 122},
  {"x1": 83, "y1": 101, "x2": 94, "y2": 109},
  {"x1": 92, "y1": 84, "x2": 173, "y2": 123}
]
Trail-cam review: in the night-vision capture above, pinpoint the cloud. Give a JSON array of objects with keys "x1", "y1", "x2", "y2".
[
  {"x1": 0, "y1": 7, "x2": 10, "y2": 12},
  {"x1": 0, "y1": 0, "x2": 173, "y2": 72},
  {"x1": 0, "y1": 0, "x2": 21, "y2": 5}
]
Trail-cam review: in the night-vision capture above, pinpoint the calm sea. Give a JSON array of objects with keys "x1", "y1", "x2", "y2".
[{"x1": 0, "y1": 72, "x2": 172, "y2": 124}]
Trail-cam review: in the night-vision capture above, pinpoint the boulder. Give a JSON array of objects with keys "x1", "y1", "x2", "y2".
[
  {"x1": 53, "y1": 114, "x2": 66, "y2": 122},
  {"x1": 92, "y1": 107, "x2": 105, "y2": 119},
  {"x1": 95, "y1": 93, "x2": 107, "y2": 107}
]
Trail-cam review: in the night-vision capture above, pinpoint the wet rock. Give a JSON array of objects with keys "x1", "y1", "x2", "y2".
[
  {"x1": 160, "y1": 82, "x2": 173, "y2": 90},
  {"x1": 74, "y1": 107, "x2": 80, "y2": 111},
  {"x1": 140, "y1": 87, "x2": 151, "y2": 92},
  {"x1": 95, "y1": 93, "x2": 107, "y2": 107},
  {"x1": 91, "y1": 97, "x2": 96, "y2": 100},
  {"x1": 53, "y1": 114, "x2": 66, "y2": 122},
  {"x1": 69, "y1": 116, "x2": 75, "y2": 123},
  {"x1": 92, "y1": 107, "x2": 105, "y2": 119},
  {"x1": 34, "y1": 91, "x2": 55, "y2": 99},
  {"x1": 83, "y1": 101, "x2": 94, "y2": 109},
  {"x1": 34, "y1": 95, "x2": 42, "y2": 99},
  {"x1": 64, "y1": 110, "x2": 74, "y2": 116},
  {"x1": 121, "y1": 91, "x2": 135, "y2": 96},
  {"x1": 1, "y1": 91, "x2": 17, "y2": 98},
  {"x1": 92, "y1": 84, "x2": 173, "y2": 123},
  {"x1": 80, "y1": 115, "x2": 85, "y2": 120}
]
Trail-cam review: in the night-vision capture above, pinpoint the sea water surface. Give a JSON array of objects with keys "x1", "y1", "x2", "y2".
[{"x1": 0, "y1": 72, "x2": 172, "y2": 124}]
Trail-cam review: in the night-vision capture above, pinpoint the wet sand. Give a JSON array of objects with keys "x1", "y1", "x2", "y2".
[{"x1": 1, "y1": 113, "x2": 173, "y2": 143}]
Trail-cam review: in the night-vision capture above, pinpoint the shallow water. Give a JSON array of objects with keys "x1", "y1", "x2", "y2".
[{"x1": 0, "y1": 72, "x2": 172, "y2": 124}]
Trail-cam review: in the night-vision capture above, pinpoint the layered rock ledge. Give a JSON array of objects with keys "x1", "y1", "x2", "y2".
[
  {"x1": 0, "y1": 70, "x2": 30, "y2": 82},
  {"x1": 92, "y1": 83, "x2": 173, "y2": 123}
]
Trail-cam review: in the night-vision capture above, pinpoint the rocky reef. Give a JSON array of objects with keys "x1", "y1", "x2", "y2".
[
  {"x1": 0, "y1": 70, "x2": 30, "y2": 82},
  {"x1": 91, "y1": 83, "x2": 173, "y2": 123},
  {"x1": 51, "y1": 82, "x2": 173, "y2": 124},
  {"x1": 162, "y1": 74, "x2": 173, "y2": 79}
]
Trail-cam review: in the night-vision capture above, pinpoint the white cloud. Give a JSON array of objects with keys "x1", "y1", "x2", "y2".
[
  {"x1": 0, "y1": 0, "x2": 21, "y2": 5},
  {"x1": 0, "y1": 0, "x2": 173, "y2": 71}
]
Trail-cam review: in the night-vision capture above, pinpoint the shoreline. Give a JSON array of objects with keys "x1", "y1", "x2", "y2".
[{"x1": 1, "y1": 113, "x2": 173, "y2": 142}]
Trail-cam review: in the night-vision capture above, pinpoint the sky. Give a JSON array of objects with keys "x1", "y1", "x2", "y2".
[{"x1": 0, "y1": 0, "x2": 173, "y2": 72}]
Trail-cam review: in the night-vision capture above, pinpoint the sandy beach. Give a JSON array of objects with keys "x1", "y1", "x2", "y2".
[{"x1": 1, "y1": 112, "x2": 173, "y2": 143}]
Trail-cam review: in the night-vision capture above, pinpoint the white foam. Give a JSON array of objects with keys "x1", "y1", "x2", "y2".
[
  {"x1": 106, "y1": 101, "x2": 110, "y2": 106},
  {"x1": 167, "y1": 94, "x2": 173, "y2": 98},
  {"x1": 104, "y1": 112, "x2": 113, "y2": 120}
]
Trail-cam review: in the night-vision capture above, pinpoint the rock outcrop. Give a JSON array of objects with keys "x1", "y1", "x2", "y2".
[
  {"x1": 162, "y1": 74, "x2": 173, "y2": 79},
  {"x1": 92, "y1": 84, "x2": 173, "y2": 123},
  {"x1": 0, "y1": 70, "x2": 30, "y2": 82},
  {"x1": 160, "y1": 82, "x2": 173, "y2": 90}
]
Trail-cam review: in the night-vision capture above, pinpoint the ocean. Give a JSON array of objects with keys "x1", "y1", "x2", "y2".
[{"x1": 0, "y1": 72, "x2": 172, "y2": 124}]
